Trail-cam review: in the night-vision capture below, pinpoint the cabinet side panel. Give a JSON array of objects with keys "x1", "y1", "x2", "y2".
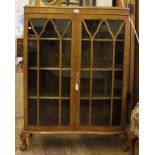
[
  {"x1": 24, "y1": 14, "x2": 29, "y2": 129},
  {"x1": 121, "y1": 17, "x2": 130, "y2": 127}
]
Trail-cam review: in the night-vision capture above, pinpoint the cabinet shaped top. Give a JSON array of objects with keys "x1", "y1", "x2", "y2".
[{"x1": 24, "y1": 6, "x2": 129, "y2": 16}]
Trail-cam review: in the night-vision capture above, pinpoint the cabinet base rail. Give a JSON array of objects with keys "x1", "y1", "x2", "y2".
[{"x1": 20, "y1": 130, "x2": 129, "y2": 151}]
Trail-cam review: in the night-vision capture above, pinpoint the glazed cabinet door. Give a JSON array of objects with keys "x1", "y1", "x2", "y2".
[
  {"x1": 24, "y1": 14, "x2": 76, "y2": 131},
  {"x1": 76, "y1": 15, "x2": 130, "y2": 131}
]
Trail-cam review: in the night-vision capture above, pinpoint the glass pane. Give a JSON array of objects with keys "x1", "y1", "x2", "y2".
[
  {"x1": 91, "y1": 100, "x2": 110, "y2": 126},
  {"x1": 28, "y1": 99, "x2": 37, "y2": 125},
  {"x1": 39, "y1": 70, "x2": 59, "y2": 97},
  {"x1": 61, "y1": 100, "x2": 70, "y2": 125},
  {"x1": 61, "y1": 71, "x2": 70, "y2": 97},
  {"x1": 80, "y1": 99, "x2": 89, "y2": 126},
  {"x1": 28, "y1": 40, "x2": 37, "y2": 67},
  {"x1": 28, "y1": 21, "x2": 36, "y2": 38},
  {"x1": 28, "y1": 70, "x2": 37, "y2": 96},
  {"x1": 40, "y1": 20, "x2": 58, "y2": 38},
  {"x1": 54, "y1": 19, "x2": 71, "y2": 38},
  {"x1": 39, "y1": 99, "x2": 59, "y2": 126},
  {"x1": 114, "y1": 71, "x2": 123, "y2": 97},
  {"x1": 54, "y1": 19, "x2": 67, "y2": 35},
  {"x1": 92, "y1": 71, "x2": 112, "y2": 97},
  {"x1": 116, "y1": 24, "x2": 125, "y2": 39},
  {"x1": 84, "y1": 20, "x2": 101, "y2": 36},
  {"x1": 62, "y1": 40, "x2": 71, "y2": 68},
  {"x1": 82, "y1": 22, "x2": 90, "y2": 39},
  {"x1": 112, "y1": 99, "x2": 122, "y2": 126},
  {"x1": 62, "y1": 21, "x2": 72, "y2": 38},
  {"x1": 94, "y1": 21, "x2": 112, "y2": 39},
  {"x1": 115, "y1": 41, "x2": 124, "y2": 69},
  {"x1": 80, "y1": 71, "x2": 90, "y2": 97},
  {"x1": 81, "y1": 41, "x2": 91, "y2": 68},
  {"x1": 93, "y1": 41, "x2": 113, "y2": 68},
  {"x1": 107, "y1": 20, "x2": 123, "y2": 36},
  {"x1": 30, "y1": 19, "x2": 47, "y2": 36},
  {"x1": 40, "y1": 40, "x2": 59, "y2": 67}
]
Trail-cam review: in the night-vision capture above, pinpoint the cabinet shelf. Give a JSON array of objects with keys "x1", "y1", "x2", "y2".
[
  {"x1": 28, "y1": 67, "x2": 71, "y2": 71},
  {"x1": 28, "y1": 38, "x2": 71, "y2": 41},
  {"x1": 80, "y1": 97, "x2": 122, "y2": 100},
  {"x1": 28, "y1": 96, "x2": 70, "y2": 100},
  {"x1": 81, "y1": 68, "x2": 122, "y2": 71},
  {"x1": 28, "y1": 96, "x2": 122, "y2": 101}
]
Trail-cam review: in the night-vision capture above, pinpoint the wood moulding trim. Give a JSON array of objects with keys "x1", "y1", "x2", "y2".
[
  {"x1": 24, "y1": 5, "x2": 128, "y2": 11},
  {"x1": 24, "y1": 120, "x2": 124, "y2": 131},
  {"x1": 24, "y1": 6, "x2": 129, "y2": 15}
]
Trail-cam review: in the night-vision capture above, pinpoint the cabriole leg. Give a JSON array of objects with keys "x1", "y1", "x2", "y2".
[
  {"x1": 119, "y1": 133, "x2": 129, "y2": 152},
  {"x1": 20, "y1": 132, "x2": 27, "y2": 151},
  {"x1": 128, "y1": 132, "x2": 138, "y2": 155}
]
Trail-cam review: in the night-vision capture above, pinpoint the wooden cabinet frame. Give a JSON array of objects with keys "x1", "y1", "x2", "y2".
[
  {"x1": 76, "y1": 15, "x2": 130, "y2": 132},
  {"x1": 24, "y1": 13, "x2": 76, "y2": 131},
  {"x1": 20, "y1": 6, "x2": 130, "y2": 151}
]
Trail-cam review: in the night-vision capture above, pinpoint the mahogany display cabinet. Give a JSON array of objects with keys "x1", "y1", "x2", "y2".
[{"x1": 20, "y1": 5, "x2": 130, "y2": 151}]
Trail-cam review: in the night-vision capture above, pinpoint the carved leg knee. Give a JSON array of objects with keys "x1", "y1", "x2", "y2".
[
  {"x1": 20, "y1": 132, "x2": 27, "y2": 151},
  {"x1": 128, "y1": 132, "x2": 137, "y2": 155},
  {"x1": 119, "y1": 133, "x2": 129, "y2": 152}
]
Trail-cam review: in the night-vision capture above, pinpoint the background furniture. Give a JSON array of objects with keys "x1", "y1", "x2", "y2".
[{"x1": 128, "y1": 104, "x2": 139, "y2": 155}]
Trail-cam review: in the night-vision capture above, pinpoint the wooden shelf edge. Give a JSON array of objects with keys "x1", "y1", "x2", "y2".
[{"x1": 22, "y1": 130, "x2": 125, "y2": 135}]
